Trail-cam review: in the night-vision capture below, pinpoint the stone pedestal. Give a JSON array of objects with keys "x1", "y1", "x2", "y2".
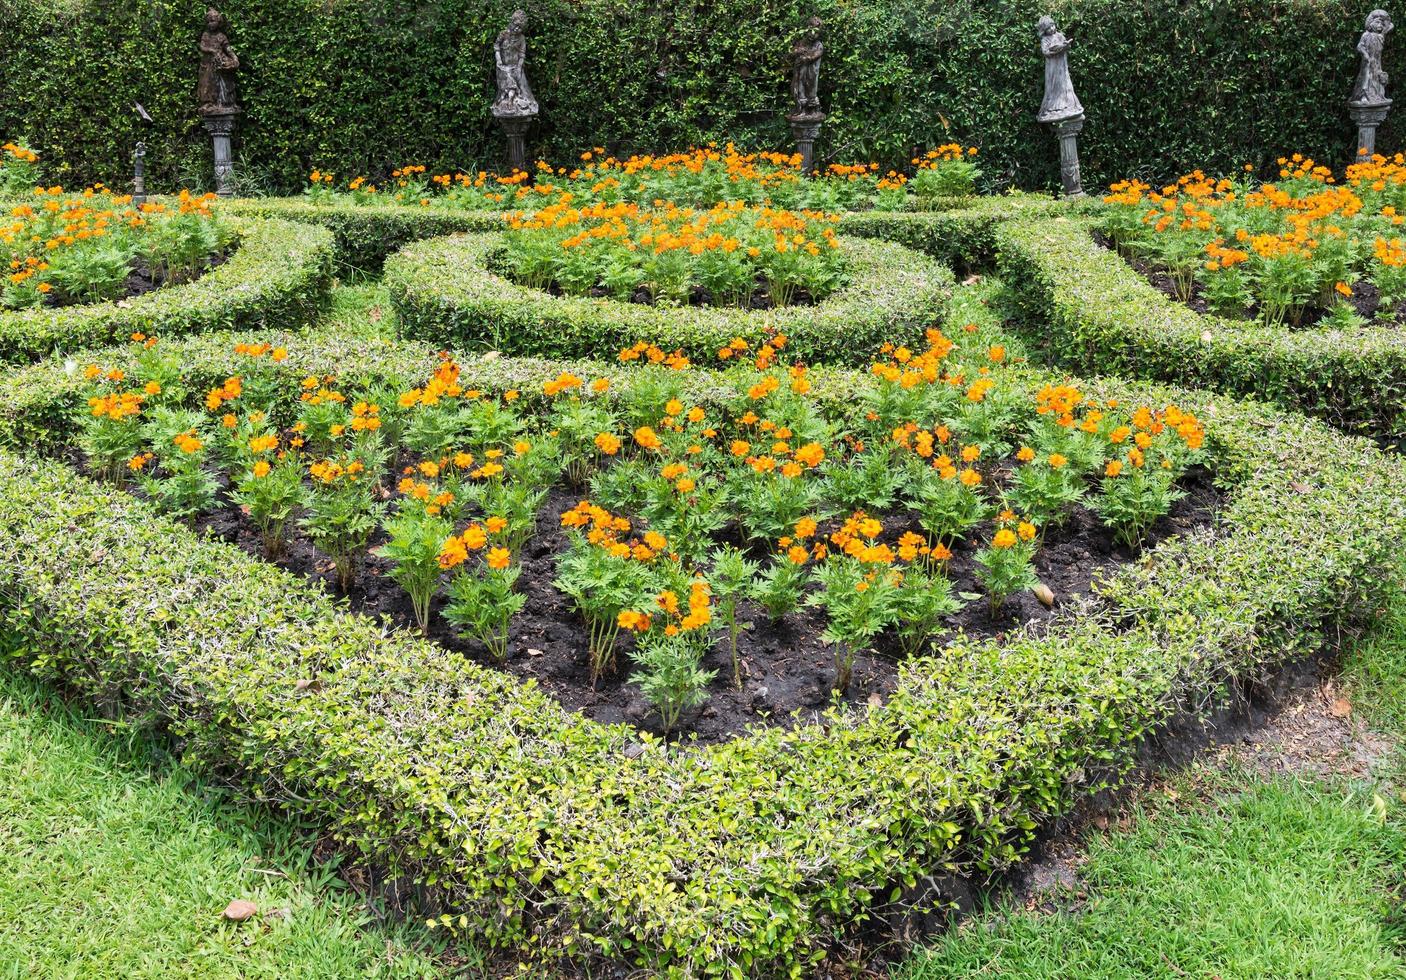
[
  {"x1": 1046, "y1": 113, "x2": 1085, "y2": 199},
  {"x1": 788, "y1": 114, "x2": 824, "y2": 175},
  {"x1": 1349, "y1": 100, "x2": 1392, "y2": 159},
  {"x1": 131, "y1": 141, "x2": 148, "y2": 206},
  {"x1": 495, "y1": 114, "x2": 534, "y2": 174},
  {"x1": 200, "y1": 108, "x2": 240, "y2": 197}
]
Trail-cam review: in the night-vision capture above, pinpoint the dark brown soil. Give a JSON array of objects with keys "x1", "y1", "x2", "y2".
[
  {"x1": 1092, "y1": 230, "x2": 1406, "y2": 329},
  {"x1": 172, "y1": 464, "x2": 1222, "y2": 745},
  {"x1": 40, "y1": 250, "x2": 229, "y2": 309}
]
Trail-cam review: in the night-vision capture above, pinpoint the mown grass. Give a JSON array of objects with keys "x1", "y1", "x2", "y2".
[
  {"x1": 896, "y1": 584, "x2": 1406, "y2": 980},
  {"x1": 0, "y1": 669, "x2": 458, "y2": 980}
]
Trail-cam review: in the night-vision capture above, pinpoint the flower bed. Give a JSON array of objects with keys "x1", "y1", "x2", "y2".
[
  {"x1": 297, "y1": 144, "x2": 983, "y2": 213},
  {"x1": 4, "y1": 187, "x2": 231, "y2": 310},
  {"x1": 1, "y1": 282, "x2": 1403, "y2": 973},
  {"x1": 500, "y1": 200, "x2": 847, "y2": 308},
  {"x1": 386, "y1": 230, "x2": 953, "y2": 364},
  {"x1": 19, "y1": 289, "x2": 1214, "y2": 741},
  {"x1": 0, "y1": 215, "x2": 334, "y2": 363},
  {"x1": 218, "y1": 192, "x2": 1065, "y2": 277},
  {"x1": 996, "y1": 213, "x2": 1406, "y2": 436},
  {"x1": 1101, "y1": 155, "x2": 1406, "y2": 329}
]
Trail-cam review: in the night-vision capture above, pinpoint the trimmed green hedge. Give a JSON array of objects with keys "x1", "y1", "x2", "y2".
[
  {"x1": 386, "y1": 231, "x2": 954, "y2": 364},
  {"x1": 218, "y1": 198, "x2": 503, "y2": 274},
  {"x1": 2, "y1": 0, "x2": 1398, "y2": 195},
  {"x1": 840, "y1": 193, "x2": 1071, "y2": 268},
  {"x1": 996, "y1": 215, "x2": 1406, "y2": 437},
  {"x1": 0, "y1": 216, "x2": 334, "y2": 364},
  {"x1": 216, "y1": 192, "x2": 1064, "y2": 278},
  {"x1": 2, "y1": 295, "x2": 1404, "y2": 973}
]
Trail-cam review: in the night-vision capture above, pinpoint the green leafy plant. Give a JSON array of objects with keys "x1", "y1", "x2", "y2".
[
  {"x1": 300, "y1": 454, "x2": 386, "y2": 591},
  {"x1": 974, "y1": 521, "x2": 1040, "y2": 615},
  {"x1": 230, "y1": 456, "x2": 305, "y2": 558},
  {"x1": 806, "y1": 553, "x2": 900, "y2": 694},
  {"x1": 893, "y1": 564, "x2": 960, "y2": 657},
  {"x1": 376, "y1": 507, "x2": 453, "y2": 633},
  {"x1": 1093, "y1": 458, "x2": 1185, "y2": 548},
  {"x1": 710, "y1": 545, "x2": 758, "y2": 688},
  {"x1": 444, "y1": 542, "x2": 525, "y2": 663}
]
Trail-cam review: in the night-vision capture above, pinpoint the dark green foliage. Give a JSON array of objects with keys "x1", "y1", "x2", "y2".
[
  {"x1": 996, "y1": 215, "x2": 1406, "y2": 437},
  {"x1": 0, "y1": 216, "x2": 334, "y2": 362},
  {"x1": 385, "y1": 230, "x2": 955, "y2": 364},
  {"x1": 2, "y1": 326, "x2": 1405, "y2": 972},
  {"x1": 2, "y1": 1, "x2": 1397, "y2": 195}
]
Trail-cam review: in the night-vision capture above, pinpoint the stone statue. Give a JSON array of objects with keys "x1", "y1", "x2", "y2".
[
  {"x1": 789, "y1": 16, "x2": 824, "y2": 120},
  {"x1": 493, "y1": 9, "x2": 538, "y2": 119},
  {"x1": 1351, "y1": 9, "x2": 1394, "y2": 106},
  {"x1": 1036, "y1": 15, "x2": 1083, "y2": 123},
  {"x1": 197, "y1": 7, "x2": 240, "y2": 115}
]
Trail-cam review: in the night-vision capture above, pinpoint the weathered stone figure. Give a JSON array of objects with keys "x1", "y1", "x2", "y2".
[
  {"x1": 197, "y1": 7, "x2": 240, "y2": 114},
  {"x1": 1352, "y1": 9, "x2": 1394, "y2": 105},
  {"x1": 493, "y1": 9, "x2": 538, "y2": 119},
  {"x1": 1036, "y1": 15, "x2": 1082, "y2": 123},
  {"x1": 789, "y1": 16, "x2": 824, "y2": 119},
  {"x1": 1036, "y1": 15, "x2": 1085, "y2": 198},
  {"x1": 197, "y1": 7, "x2": 241, "y2": 197},
  {"x1": 1349, "y1": 9, "x2": 1395, "y2": 158}
]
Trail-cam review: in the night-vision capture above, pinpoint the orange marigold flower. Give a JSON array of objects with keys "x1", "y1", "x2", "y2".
[{"x1": 634, "y1": 426, "x2": 662, "y2": 450}]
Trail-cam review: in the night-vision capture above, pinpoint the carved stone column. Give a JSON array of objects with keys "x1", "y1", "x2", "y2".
[
  {"x1": 788, "y1": 114, "x2": 824, "y2": 175},
  {"x1": 497, "y1": 115, "x2": 533, "y2": 174},
  {"x1": 1052, "y1": 114, "x2": 1086, "y2": 199},
  {"x1": 1349, "y1": 100, "x2": 1392, "y2": 159},
  {"x1": 201, "y1": 108, "x2": 240, "y2": 198}
]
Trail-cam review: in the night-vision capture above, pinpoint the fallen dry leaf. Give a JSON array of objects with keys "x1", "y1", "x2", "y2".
[{"x1": 222, "y1": 899, "x2": 258, "y2": 922}]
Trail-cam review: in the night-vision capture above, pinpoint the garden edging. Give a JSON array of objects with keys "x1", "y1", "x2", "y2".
[
  {"x1": 996, "y1": 214, "x2": 1406, "y2": 437},
  {"x1": 1, "y1": 324, "x2": 1402, "y2": 975}
]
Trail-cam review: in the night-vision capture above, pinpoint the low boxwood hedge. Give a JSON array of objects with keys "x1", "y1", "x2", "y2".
[
  {"x1": 219, "y1": 197, "x2": 503, "y2": 274},
  {"x1": 0, "y1": 216, "x2": 334, "y2": 365},
  {"x1": 385, "y1": 231, "x2": 955, "y2": 365},
  {"x1": 1, "y1": 291, "x2": 1404, "y2": 974},
  {"x1": 840, "y1": 193, "x2": 1070, "y2": 268},
  {"x1": 217, "y1": 194, "x2": 1058, "y2": 278},
  {"x1": 995, "y1": 215, "x2": 1406, "y2": 438}
]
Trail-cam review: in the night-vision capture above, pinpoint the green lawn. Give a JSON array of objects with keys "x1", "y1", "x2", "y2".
[
  {"x1": 0, "y1": 669, "x2": 451, "y2": 980},
  {"x1": 897, "y1": 587, "x2": 1406, "y2": 980}
]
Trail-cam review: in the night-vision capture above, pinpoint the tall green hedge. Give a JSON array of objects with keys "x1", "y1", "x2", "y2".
[{"x1": 1, "y1": 0, "x2": 1398, "y2": 195}]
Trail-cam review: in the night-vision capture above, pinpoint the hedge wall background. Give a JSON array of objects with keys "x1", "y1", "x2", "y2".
[{"x1": 1, "y1": 0, "x2": 1400, "y2": 195}]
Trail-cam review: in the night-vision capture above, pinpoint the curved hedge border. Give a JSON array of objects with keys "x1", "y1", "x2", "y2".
[
  {"x1": 995, "y1": 215, "x2": 1406, "y2": 438},
  {"x1": 385, "y1": 231, "x2": 955, "y2": 365},
  {"x1": 219, "y1": 197, "x2": 503, "y2": 274},
  {"x1": 0, "y1": 216, "x2": 334, "y2": 365},
  {"x1": 1, "y1": 290, "x2": 1404, "y2": 974},
  {"x1": 840, "y1": 193, "x2": 1071, "y2": 268},
  {"x1": 217, "y1": 193, "x2": 1064, "y2": 278}
]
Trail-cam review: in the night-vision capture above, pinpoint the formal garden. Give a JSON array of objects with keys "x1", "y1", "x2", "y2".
[{"x1": 6, "y1": 2, "x2": 1406, "y2": 978}]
